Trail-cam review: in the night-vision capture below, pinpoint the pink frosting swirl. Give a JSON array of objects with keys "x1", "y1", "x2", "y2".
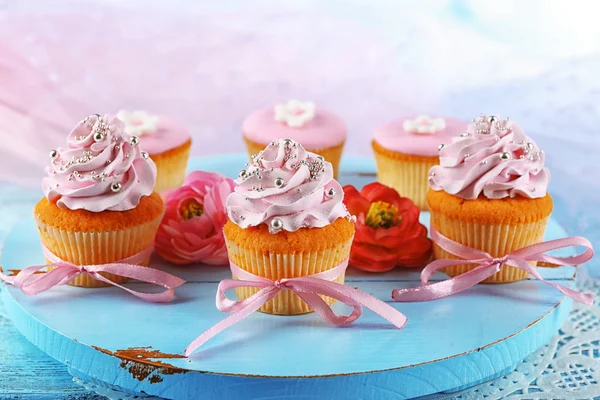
[
  {"x1": 42, "y1": 114, "x2": 157, "y2": 212},
  {"x1": 429, "y1": 115, "x2": 550, "y2": 200},
  {"x1": 227, "y1": 139, "x2": 352, "y2": 233}
]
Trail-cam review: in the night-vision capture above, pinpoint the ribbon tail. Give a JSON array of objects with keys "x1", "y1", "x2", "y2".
[
  {"x1": 185, "y1": 287, "x2": 279, "y2": 357},
  {"x1": 89, "y1": 263, "x2": 186, "y2": 288},
  {"x1": 338, "y1": 285, "x2": 408, "y2": 328},
  {"x1": 291, "y1": 278, "x2": 407, "y2": 328},
  {"x1": 216, "y1": 279, "x2": 275, "y2": 312},
  {"x1": 2, "y1": 264, "x2": 81, "y2": 295},
  {"x1": 419, "y1": 259, "x2": 484, "y2": 285},
  {"x1": 294, "y1": 290, "x2": 363, "y2": 326},
  {"x1": 392, "y1": 263, "x2": 501, "y2": 302},
  {"x1": 0, "y1": 266, "x2": 17, "y2": 285},
  {"x1": 91, "y1": 273, "x2": 177, "y2": 303},
  {"x1": 511, "y1": 260, "x2": 595, "y2": 305}
]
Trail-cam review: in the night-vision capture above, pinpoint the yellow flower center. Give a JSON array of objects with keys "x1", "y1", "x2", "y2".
[
  {"x1": 365, "y1": 201, "x2": 401, "y2": 229},
  {"x1": 179, "y1": 198, "x2": 203, "y2": 220}
]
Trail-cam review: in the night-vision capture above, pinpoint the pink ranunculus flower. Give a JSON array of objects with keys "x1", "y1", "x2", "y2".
[{"x1": 155, "y1": 171, "x2": 235, "y2": 265}]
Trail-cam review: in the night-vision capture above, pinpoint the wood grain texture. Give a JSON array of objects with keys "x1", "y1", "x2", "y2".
[
  {"x1": 0, "y1": 155, "x2": 579, "y2": 399},
  {"x1": 0, "y1": 302, "x2": 102, "y2": 399}
]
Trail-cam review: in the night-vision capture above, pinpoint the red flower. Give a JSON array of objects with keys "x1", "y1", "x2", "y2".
[{"x1": 343, "y1": 182, "x2": 432, "y2": 272}]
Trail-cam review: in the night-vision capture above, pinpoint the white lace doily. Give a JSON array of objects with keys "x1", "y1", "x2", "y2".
[{"x1": 419, "y1": 274, "x2": 600, "y2": 400}]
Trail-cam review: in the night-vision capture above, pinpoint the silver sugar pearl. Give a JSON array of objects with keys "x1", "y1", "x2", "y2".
[
  {"x1": 115, "y1": 145, "x2": 120, "y2": 151},
  {"x1": 519, "y1": 155, "x2": 525, "y2": 159},
  {"x1": 238, "y1": 170, "x2": 247, "y2": 178},
  {"x1": 111, "y1": 182, "x2": 122, "y2": 192},
  {"x1": 487, "y1": 115, "x2": 497, "y2": 123},
  {"x1": 460, "y1": 132, "x2": 470, "y2": 137},
  {"x1": 141, "y1": 151, "x2": 149, "y2": 159},
  {"x1": 464, "y1": 153, "x2": 470, "y2": 159},
  {"x1": 527, "y1": 142, "x2": 534, "y2": 150},
  {"x1": 326, "y1": 187, "x2": 336, "y2": 197},
  {"x1": 274, "y1": 177, "x2": 285, "y2": 188},
  {"x1": 105, "y1": 160, "x2": 111, "y2": 165},
  {"x1": 316, "y1": 155, "x2": 324, "y2": 161},
  {"x1": 50, "y1": 150, "x2": 58, "y2": 159},
  {"x1": 438, "y1": 144, "x2": 445, "y2": 151},
  {"x1": 130, "y1": 136, "x2": 140, "y2": 146},
  {"x1": 94, "y1": 132, "x2": 104, "y2": 142},
  {"x1": 271, "y1": 218, "x2": 283, "y2": 230},
  {"x1": 499, "y1": 152, "x2": 511, "y2": 161}
]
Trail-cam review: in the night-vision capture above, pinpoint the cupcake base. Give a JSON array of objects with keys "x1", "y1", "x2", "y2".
[
  {"x1": 427, "y1": 190, "x2": 553, "y2": 283},
  {"x1": 151, "y1": 139, "x2": 192, "y2": 193},
  {"x1": 223, "y1": 218, "x2": 355, "y2": 315},
  {"x1": 372, "y1": 140, "x2": 438, "y2": 210},
  {"x1": 34, "y1": 193, "x2": 164, "y2": 288},
  {"x1": 244, "y1": 137, "x2": 345, "y2": 179}
]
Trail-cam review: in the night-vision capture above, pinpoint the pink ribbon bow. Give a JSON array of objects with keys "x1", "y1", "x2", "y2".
[
  {"x1": 0, "y1": 244, "x2": 186, "y2": 303},
  {"x1": 392, "y1": 228, "x2": 595, "y2": 304},
  {"x1": 185, "y1": 259, "x2": 407, "y2": 356}
]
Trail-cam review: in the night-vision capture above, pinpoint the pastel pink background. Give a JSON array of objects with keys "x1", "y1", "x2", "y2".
[{"x1": 1, "y1": 0, "x2": 600, "y2": 194}]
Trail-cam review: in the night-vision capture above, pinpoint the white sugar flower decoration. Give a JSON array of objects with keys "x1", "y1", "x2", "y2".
[
  {"x1": 403, "y1": 115, "x2": 446, "y2": 135},
  {"x1": 274, "y1": 100, "x2": 316, "y2": 128},
  {"x1": 116, "y1": 110, "x2": 159, "y2": 136}
]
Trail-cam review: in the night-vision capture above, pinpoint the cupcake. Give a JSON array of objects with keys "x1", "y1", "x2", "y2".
[
  {"x1": 116, "y1": 110, "x2": 191, "y2": 192},
  {"x1": 373, "y1": 115, "x2": 468, "y2": 210},
  {"x1": 35, "y1": 114, "x2": 164, "y2": 288},
  {"x1": 242, "y1": 100, "x2": 347, "y2": 178},
  {"x1": 427, "y1": 115, "x2": 553, "y2": 283},
  {"x1": 224, "y1": 138, "x2": 355, "y2": 315}
]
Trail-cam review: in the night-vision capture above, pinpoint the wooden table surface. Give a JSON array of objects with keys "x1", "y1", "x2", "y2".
[{"x1": 0, "y1": 299, "x2": 103, "y2": 399}]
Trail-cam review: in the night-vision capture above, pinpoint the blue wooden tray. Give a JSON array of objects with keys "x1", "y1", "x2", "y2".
[{"x1": 1, "y1": 155, "x2": 576, "y2": 400}]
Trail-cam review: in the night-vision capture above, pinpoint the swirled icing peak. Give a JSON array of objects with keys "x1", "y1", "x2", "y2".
[
  {"x1": 227, "y1": 138, "x2": 353, "y2": 233},
  {"x1": 429, "y1": 115, "x2": 550, "y2": 200},
  {"x1": 42, "y1": 114, "x2": 157, "y2": 212}
]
